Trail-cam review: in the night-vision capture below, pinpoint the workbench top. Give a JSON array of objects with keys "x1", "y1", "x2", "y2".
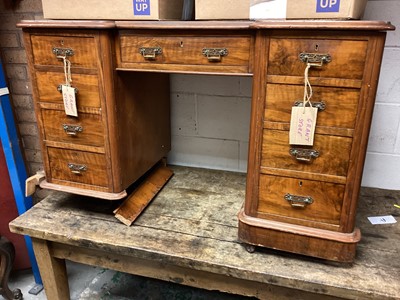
[{"x1": 10, "y1": 166, "x2": 400, "y2": 299}]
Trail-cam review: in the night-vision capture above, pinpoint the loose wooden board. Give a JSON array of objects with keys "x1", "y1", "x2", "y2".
[{"x1": 114, "y1": 165, "x2": 173, "y2": 226}]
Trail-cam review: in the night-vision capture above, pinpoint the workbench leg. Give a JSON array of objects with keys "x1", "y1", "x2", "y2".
[{"x1": 31, "y1": 238, "x2": 70, "y2": 300}]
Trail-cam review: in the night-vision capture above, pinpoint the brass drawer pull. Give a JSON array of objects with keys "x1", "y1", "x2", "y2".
[
  {"x1": 53, "y1": 47, "x2": 74, "y2": 57},
  {"x1": 290, "y1": 148, "x2": 320, "y2": 162},
  {"x1": 68, "y1": 163, "x2": 87, "y2": 174},
  {"x1": 202, "y1": 48, "x2": 228, "y2": 62},
  {"x1": 284, "y1": 193, "x2": 314, "y2": 208},
  {"x1": 293, "y1": 101, "x2": 326, "y2": 111},
  {"x1": 139, "y1": 47, "x2": 162, "y2": 60},
  {"x1": 63, "y1": 124, "x2": 83, "y2": 136},
  {"x1": 299, "y1": 52, "x2": 331, "y2": 65},
  {"x1": 57, "y1": 85, "x2": 78, "y2": 94}
]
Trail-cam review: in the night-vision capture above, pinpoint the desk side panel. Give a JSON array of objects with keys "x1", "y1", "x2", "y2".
[{"x1": 113, "y1": 71, "x2": 171, "y2": 191}]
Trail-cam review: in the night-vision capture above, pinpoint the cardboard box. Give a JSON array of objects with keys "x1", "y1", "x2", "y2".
[
  {"x1": 195, "y1": 0, "x2": 250, "y2": 20},
  {"x1": 42, "y1": 0, "x2": 184, "y2": 20},
  {"x1": 196, "y1": 0, "x2": 367, "y2": 20},
  {"x1": 250, "y1": 0, "x2": 287, "y2": 19},
  {"x1": 285, "y1": 0, "x2": 368, "y2": 19}
]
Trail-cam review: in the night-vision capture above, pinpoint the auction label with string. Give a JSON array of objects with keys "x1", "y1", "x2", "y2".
[
  {"x1": 289, "y1": 106, "x2": 318, "y2": 146},
  {"x1": 62, "y1": 85, "x2": 78, "y2": 117}
]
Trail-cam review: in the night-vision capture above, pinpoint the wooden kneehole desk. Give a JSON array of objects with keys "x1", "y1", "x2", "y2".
[
  {"x1": 18, "y1": 19, "x2": 396, "y2": 262},
  {"x1": 12, "y1": 19, "x2": 399, "y2": 299},
  {"x1": 9, "y1": 166, "x2": 400, "y2": 300}
]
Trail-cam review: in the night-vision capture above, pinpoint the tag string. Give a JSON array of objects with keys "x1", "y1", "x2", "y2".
[
  {"x1": 303, "y1": 63, "x2": 313, "y2": 113},
  {"x1": 58, "y1": 55, "x2": 72, "y2": 86}
]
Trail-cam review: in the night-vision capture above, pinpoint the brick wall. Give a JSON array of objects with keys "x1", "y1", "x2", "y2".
[
  {"x1": 0, "y1": 0, "x2": 43, "y2": 180},
  {"x1": 0, "y1": 0, "x2": 399, "y2": 192}
]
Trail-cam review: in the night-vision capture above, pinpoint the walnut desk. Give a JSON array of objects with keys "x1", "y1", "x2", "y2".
[
  {"x1": 15, "y1": 18, "x2": 396, "y2": 290},
  {"x1": 9, "y1": 166, "x2": 400, "y2": 299},
  {"x1": 18, "y1": 19, "x2": 395, "y2": 262}
]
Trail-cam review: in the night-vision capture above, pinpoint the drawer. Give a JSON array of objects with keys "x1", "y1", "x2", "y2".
[
  {"x1": 41, "y1": 109, "x2": 104, "y2": 147},
  {"x1": 47, "y1": 147, "x2": 108, "y2": 187},
  {"x1": 267, "y1": 37, "x2": 368, "y2": 80},
  {"x1": 264, "y1": 84, "x2": 359, "y2": 129},
  {"x1": 36, "y1": 72, "x2": 101, "y2": 109},
  {"x1": 118, "y1": 33, "x2": 251, "y2": 71},
  {"x1": 261, "y1": 130, "x2": 352, "y2": 178},
  {"x1": 258, "y1": 174, "x2": 344, "y2": 226},
  {"x1": 30, "y1": 35, "x2": 98, "y2": 68}
]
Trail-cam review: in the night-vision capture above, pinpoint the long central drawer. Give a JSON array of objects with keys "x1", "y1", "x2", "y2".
[{"x1": 117, "y1": 31, "x2": 253, "y2": 74}]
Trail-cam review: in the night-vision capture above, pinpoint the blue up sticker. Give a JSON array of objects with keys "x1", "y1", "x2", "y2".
[
  {"x1": 133, "y1": 0, "x2": 151, "y2": 16},
  {"x1": 316, "y1": 0, "x2": 340, "y2": 13}
]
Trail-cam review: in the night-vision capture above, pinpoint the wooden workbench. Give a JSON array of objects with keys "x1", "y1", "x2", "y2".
[{"x1": 9, "y1": 166, "x2": 400, "y2": 300}]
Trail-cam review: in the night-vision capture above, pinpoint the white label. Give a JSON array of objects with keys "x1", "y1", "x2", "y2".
[
  {"x1": 368, "y1": 215, "x2": 397, "y2": 225},
  {"x1": 0, "y1": 87, "x2": 9, "y2": 96},
  {"x1": 62, "y1": 85, "x2": 78, "y2": 117},
  {"x1": 289, "y1": 106, "x2": 318, "y2": 146}
]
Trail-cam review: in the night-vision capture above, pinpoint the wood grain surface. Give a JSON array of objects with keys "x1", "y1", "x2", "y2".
[
  {"x1": 117, "y1": 31, "x2": 254, "y2": 74},
  {"x1": 9, "y1": 166, "x2": 400, "y2": 300},
  {"x1": 267, "y1": 37, "x2": 368, "y2": 80},
  {"x1": 261, "y1": 129, "x2": 352, "y2": 180}
]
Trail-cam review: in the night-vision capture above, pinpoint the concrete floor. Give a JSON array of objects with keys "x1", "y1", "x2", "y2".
[{"x1": 8, "y1": 261, "x2": 253, "y2": 300}]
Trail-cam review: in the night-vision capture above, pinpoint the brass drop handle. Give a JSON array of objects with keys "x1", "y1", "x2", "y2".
[
  {"x1": 53, "y1": 47, "x2": 74, "y2": 57},
  {"x1": 68, "y1": 163, "x2": 87, "y2": 174},
  {"x1": 63, "y1": 124, "x2": 83, "y2": 136},
  {"x1": 293, "y1": 101, "x2": 326, "y2": 111},
  {"x1": 284, "y1": 193, "x2": 313, "y2": 208},
  {"x1": 57, "y1": 85, "x2": 78, "y2": 94},
  {"x1": 202, "y1": 48, "x2": 228, "y2": 62},
  {"x1": 290, "y1": 148, "x2": 320, "y2": 162},
  {"x1": 299, "y1": 52, "x2": 331, "y2": 66},
  {"x1": 139, "y1": 47, "x2": 162, "y2": 60}
]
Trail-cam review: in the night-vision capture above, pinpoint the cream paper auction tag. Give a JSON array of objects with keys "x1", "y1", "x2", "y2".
[
  {"x1": 61, "y1": 85, "x2": 78, "y2": 117},
  {"x1": 289, "y1": 106, "x2": 318, "y2": 146}
]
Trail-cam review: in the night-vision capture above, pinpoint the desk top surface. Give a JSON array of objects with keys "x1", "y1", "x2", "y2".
[
  {"x1": 10, "y1": 166, "x2": 400, "y2": 299},
  {"x1": 17, "y1": 19, "x2": 395, "y2": 31}
]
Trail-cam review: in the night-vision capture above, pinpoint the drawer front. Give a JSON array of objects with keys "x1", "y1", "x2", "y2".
[
  {"x1": 36, "y1": 72, "x2": 101, "y2": 109},
  {"x1": 41, "y1": 110, "x2": 104, "y2": 147},
  {"x1": 261, "y1": 130, "x2": 352, "y2": 178},
  {"x1": 48, "y1": 148, "x2": 108, "y2": 187},
  {"x1": 119, "y1": 34, "x2": 251, "y2": 68},
  {"x1": 264, "y1": 84, "x2": 359, "y2": 129},
  {"x1": 258, "y1": 175, "x2": 344, "y2": 226},
  {"x1": 31, "y1": 35, "x2": 98, "y2": 68},
  {"x1": 268, "y1": 38, "x2": 368, "y2": 80}
]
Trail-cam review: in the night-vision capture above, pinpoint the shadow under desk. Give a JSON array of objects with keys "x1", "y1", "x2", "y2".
[{"x1": 9, "y1": 166, "x2": 400, "y2": 300}]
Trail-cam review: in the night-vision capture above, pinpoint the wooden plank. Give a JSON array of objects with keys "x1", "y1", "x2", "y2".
[
  {"x1": 51, "y1": 242, "x2": 342, "y2": 300},
  {"x1": 8, "y1": 167, "x2": 400, "y2": 299},
  {"x1": 113, "y1": 165, "x2": 173, "y2": 226}
]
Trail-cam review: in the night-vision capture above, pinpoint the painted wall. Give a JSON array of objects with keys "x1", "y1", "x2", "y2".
[
  {"x1": 361, "y1": 0, "x2": 400, "y2": 189},
  {"x1": 168, "y1": 1, "x2": 400, "y2": 190}
]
